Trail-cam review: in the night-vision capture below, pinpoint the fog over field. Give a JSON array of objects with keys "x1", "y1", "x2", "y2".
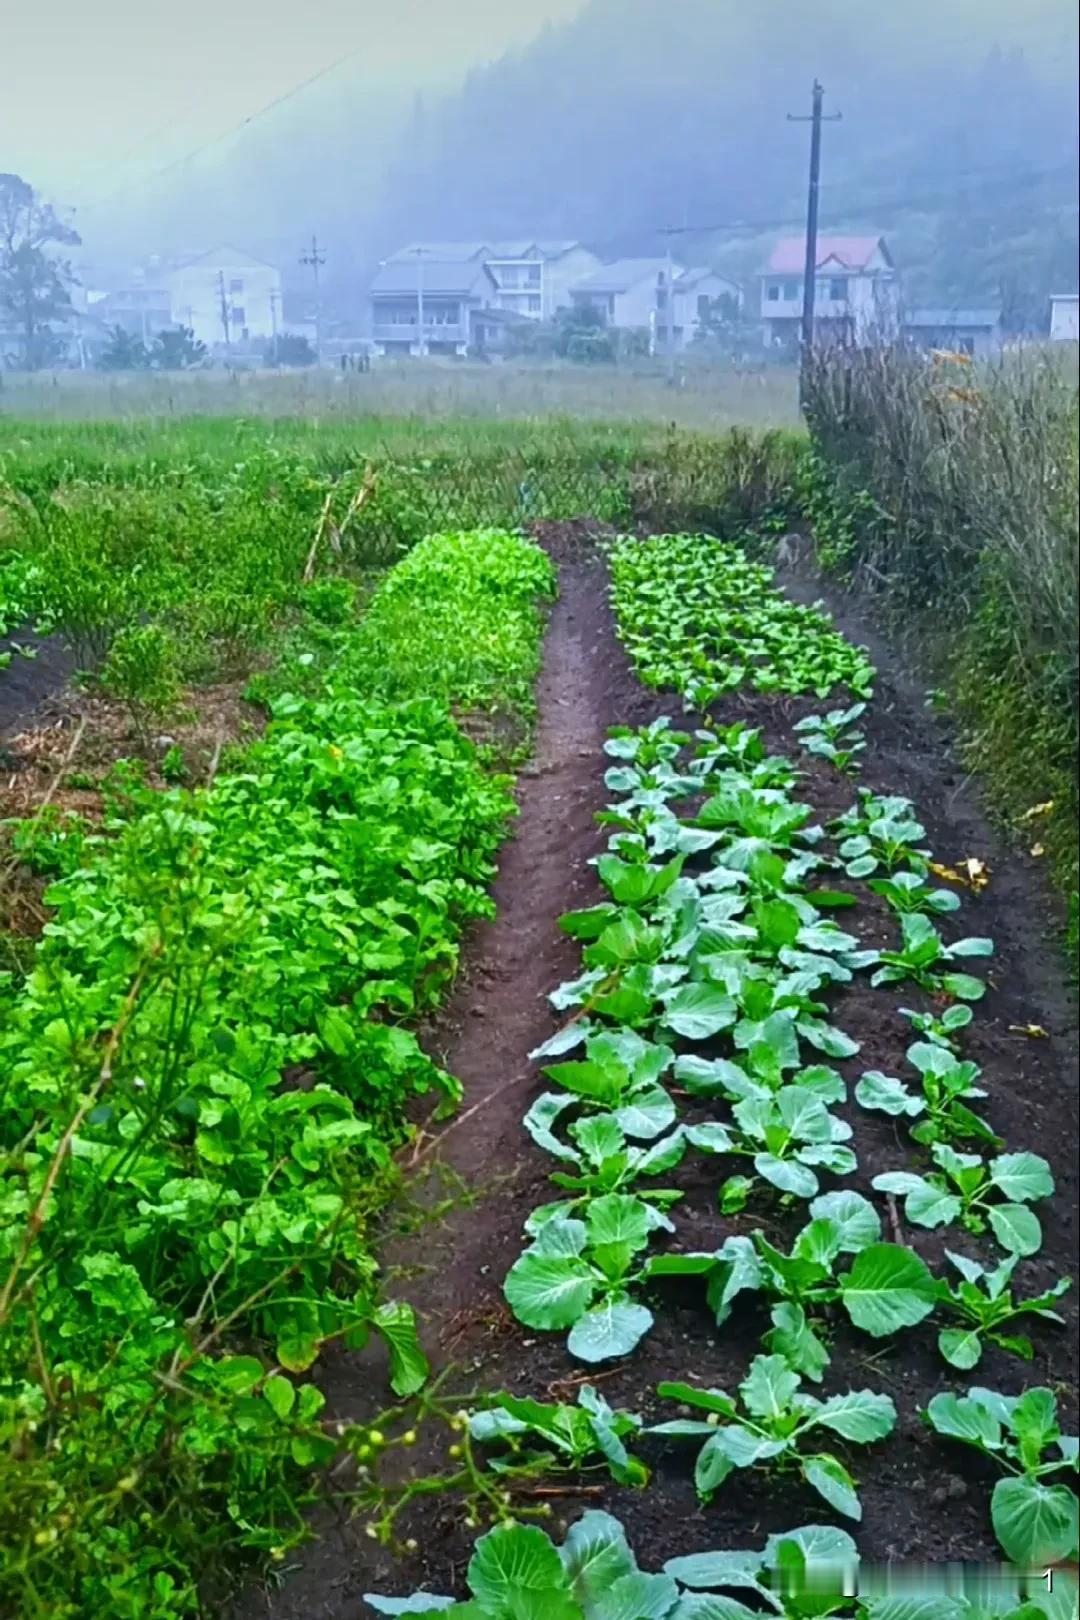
[{"x1": 3, "y1": 0, "x2": 1076, "y2": 322}]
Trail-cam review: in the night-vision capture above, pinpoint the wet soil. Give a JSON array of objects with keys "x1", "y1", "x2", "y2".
[
  {"x1": 240, "y1": 526, "x2": 1077, "y2": 1617},
  {"x1": 0, "y1": 629, "x2": 74, "y2": 742}
]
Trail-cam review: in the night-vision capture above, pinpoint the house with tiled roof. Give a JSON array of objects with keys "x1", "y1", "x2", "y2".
[{"x1": 761, "y1": 234, "x2": 899, "y2": 347}]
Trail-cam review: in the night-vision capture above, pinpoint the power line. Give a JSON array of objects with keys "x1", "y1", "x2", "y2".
[
  {"x1": 650, "y1": 157, "x2": 1077, "y2": 246},
  {"x1": 78, "y1": 45, "x2": 367, "y2": 214}
]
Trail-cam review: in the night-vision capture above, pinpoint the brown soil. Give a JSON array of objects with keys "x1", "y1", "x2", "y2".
[{"x1": 240, "y1": 528, "x2": 1077, "y2": 1615}]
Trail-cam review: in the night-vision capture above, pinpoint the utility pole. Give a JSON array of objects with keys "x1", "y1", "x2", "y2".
[
  {"x1": 217, "y1": 270, "x2": 231, "y2": 349},
  {"x1": 300, "y1": 235, "x2": 326, "y2": 362},
  {"x1": 410, "y1": 247, "x2": 427, "y2": 358},
  {"x1": 787, "y1": 80, "x2": 841, "y2": 387},
  {"x1": 665, "y1": 238, "x2": 676, "y2": 385},
  {"x1": 656, "y1": 228, "x2": 680, "y2": 384}
]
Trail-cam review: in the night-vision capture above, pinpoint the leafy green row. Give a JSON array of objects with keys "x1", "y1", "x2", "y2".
[
  {"x1": 505, "y1": 717, "x2": 1050, "y2": 1376},
  {"x1": 608, "y1": 533, "x2": 874, "y2": 702},
  {"x1": 363, "y1": 1505, "x2": 1076, "y2": 1619},
  {"x1": 0, "y1": 530, "x2": 553, "y2": 1618},
  {"x1": 595, "y1": 539, "x2": 1072, "y2": 1567},
  {"x1": 261, "y1": 527, "x2": 556, "y2": 742},
  {"x1": 500, "y1": 710, "x2": 1067, "y2": 1558}
]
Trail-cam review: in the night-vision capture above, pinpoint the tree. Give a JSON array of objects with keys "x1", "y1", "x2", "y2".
[
  {"x1": 553, "y1": 304, "x2": 616, "y2": 363},
  {"x1": 152, "y1": 325, "x2": 207, "y2": 369},
  {"x1": 98, "y1": 325, "x2": 150, "y2": 371},
  {"x1": 0, "y1": 173, "x2": 80, "y2": 369},
  {"x1": 265, "y1": 332, "x2": 316, "y2": 366}
]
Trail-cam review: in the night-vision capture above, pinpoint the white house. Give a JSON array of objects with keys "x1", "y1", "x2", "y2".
[
  {"x1": 166, "y1": 246, "x2": 283, "y2": 348},
  {"x1": 667, "y1": 267, "x2": 743, "y2": 350},
  {"x1": 569, "y1": 258, "x2": 684, "y2": 331},
  {"x1": 386, "y1": 240, "x2": 600, "y2": 321},
  {"x1": 761, "y1": 235, "x2": 899, "y2": 347},
  {"x1": 369, "y1": 258, "x2": 498, "y2": 355},
  {"x1": 1049, "y1": 292, "x2": 1079, "y2": 341}
]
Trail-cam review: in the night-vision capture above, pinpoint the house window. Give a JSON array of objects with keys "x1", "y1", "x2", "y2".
[
  {"x1": 231, "y1": 306, "x2": 245, "y2": 325},
  {"x1": 782, "y1": 279, "x2": 800, "y2": 301},
  {"x1": 697, "y1": 294, "x2": 710, "y2": 317},
  {"x1": 828, "y1": 278, "x2": 846, "y2": 301},
  {"x1": 766, "y1": 283, "x2": 780, "y2": 302},
  {"x1": 527, "y1": 295, "x2": 541, "y2": 313},
  {"x1": 230, "y1": 278, "x2": 244, "y2": 294},
  {"x1": 527, "y1": 265, "x2": 541, "y2": 285}
]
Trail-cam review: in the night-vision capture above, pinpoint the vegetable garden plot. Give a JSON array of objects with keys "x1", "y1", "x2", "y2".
[
  {"x1": 353, "y1": 531, "x2": 1076, "y2": 1620},
  {"x1": 0, "y1": 530, "x2": 555, "y2": 1618}
]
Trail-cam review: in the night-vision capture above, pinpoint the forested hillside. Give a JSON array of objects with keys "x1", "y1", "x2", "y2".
[{"x1": 372, "y1": 0, "x2": 1078, "y2": 326}]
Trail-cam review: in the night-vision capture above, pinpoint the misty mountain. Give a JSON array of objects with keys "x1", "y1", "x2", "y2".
[{"x1": 369, "y1": 0, "x2": 1079, "y2": 323}]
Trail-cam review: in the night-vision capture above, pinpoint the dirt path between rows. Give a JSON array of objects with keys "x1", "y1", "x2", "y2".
[{"x1": 240, "y1": 537, "x2": 650, "y2": 1619}]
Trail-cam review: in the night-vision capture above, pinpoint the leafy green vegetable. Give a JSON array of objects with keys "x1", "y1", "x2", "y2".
[
  {"x1": 934, "y1": 1250, "x2": 1070, "y2": 1370},
  {"x1": 874, "y1": 1145, "x2": 1054, "y2": 1253},
  {"x1": 855, "y1": 1040, "x2": 1000, "y2": 1147},
  {"x1": 608, "y1": 533, "x2": 874, "y2": 702},
  {"x1": 925, "y1": 1387, "x2": 1078, "y2": 1565},
  {"x1": 649, "y1": 1354, "x2": 895, "y2": 1518}
]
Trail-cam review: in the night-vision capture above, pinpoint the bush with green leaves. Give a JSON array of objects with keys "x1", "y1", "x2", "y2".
[
  {"x1": 649, "y1": 1353, "x2": 896, "y2": 1519},
  {"x1": 925, "y1": 1387, "x2": 1078, "y2": 1566},
  {"x1": 99, "y1": 621, "x2": 183, "y2": 744}
]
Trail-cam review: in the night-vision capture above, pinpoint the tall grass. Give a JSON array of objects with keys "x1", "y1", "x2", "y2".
[
  {"x1": 0, "y1": 360, "x2": 801, "y2": 431},
  {"x1": 803, "y1": 345, "x2": 1079, "y2": 951}
]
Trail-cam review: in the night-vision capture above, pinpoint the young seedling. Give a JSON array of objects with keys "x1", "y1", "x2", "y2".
[
  {"x1": 522, "y1": 1106, "x2": 688, "y2": 1212},
  {"x1": 874, "y1": 1144, "x2": 1055, "y2": 1255},
  {"x1": 935, "y1": 1250, "x2": 1071, "y2": 1370},
  {"x1": 869, "y1": 912, "x2": 993, "y2": 1001},
  {"x1": 503, "y1": 1198, "x2": 663, "y2": 1363},
  {"x1": 793, "y1": 703, "x2": 867, "y2": 775},
  {"x1": 532, "y1": 1028, "x2": 677, "y2": 1138},
  {"x1": 868, "y1": 869, "x2": 961, "y2": 916},
  {"x1": 898, "y1": 1002, "x2": 973, "y2": 1050},
  {"x1": 854, "y1": 1040, "x2": 1000, "y2": 1147},
  {"x1": 925, "y1": 1386, "x2": 1078, "y2": 1566},
  {"x1": 705, "y1": 1193, "x2": 939, "y2": 1344},
  {"x1": 648, "y1": 1354, "x2": 896, "y2": 1519},
  {"x1": 833, "y1": 792, "x2": 930, "y2": 879},
  {"x1": 695, "y1": 1084, "x2": 856, "y2": 1207},
  {"x1": 469, "y1": 1385, "x2": 648, "y2": 1487}
]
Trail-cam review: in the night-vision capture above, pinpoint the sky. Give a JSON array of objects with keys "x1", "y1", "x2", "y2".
[{"x1": 0, "y1": 0, "x2": 585, "y2": 203}]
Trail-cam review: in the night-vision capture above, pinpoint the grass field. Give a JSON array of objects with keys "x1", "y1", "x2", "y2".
[{"x1": 0, "y1": 357, "x2": 801, "y2": 430}]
